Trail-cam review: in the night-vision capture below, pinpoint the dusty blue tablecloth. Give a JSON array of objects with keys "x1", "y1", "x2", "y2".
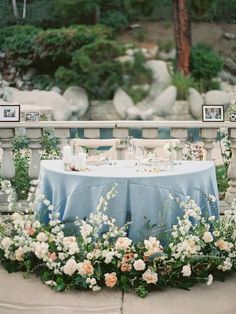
[{"x1": 37, "y1": 160, "x2": 219, "y2": 242}]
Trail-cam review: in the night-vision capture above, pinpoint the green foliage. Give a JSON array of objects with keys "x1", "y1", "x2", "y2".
[
  {"x1": 194, "y1": 78, "x2": 220, "y2": 93},
  {"x1": 31, "y1": 74, "x2": 55, "y2": 90},
  {"x1": 171, "y1": 72, "x2": 195, "y2": 100},
  {"x1": 127, "y1": 87, "x2": 149, "y2": 103},
  {"x1": 157, "y1": 39, "x2": 174, "y2": 53},
  {"x1": 124, "y1": 0, "x2": 157, "y2": 18},
  {"x1": 100, "y1": 11, "x2": 129, "y2": 32},
  {"x1": 0, "y1": 25, "x2": 41, "y2": 67},
  {"x1": 55, "y1": 67, "x2": 78, "y2": 89},
  {"x1": 190, "y1": 43, "x2": 224, "y2": 81},
  {"x1": 70, "y1": 40, "x2": 124, "y2": 99},
  {"x1": 216, "y1": 165, "x2": 229, "y2": 197},
  {"x1": 190, "y1": 0, "x2": 216, "y2": 16}
]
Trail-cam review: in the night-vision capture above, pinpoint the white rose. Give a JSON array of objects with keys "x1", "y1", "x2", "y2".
[
  {"x1": 133, "y1": 259, "x2": 146, "y2": 271},
  {"x1": 142, "y1": 269, "x2": 158, "y2": 284},
  {"x1": 182, "y1": 264, "x2": 191, "y2": 277},
  {"x1": 34, "y1": 242, "x2": 49, "y2": 259},
  {"x1": 63, "y1": 259, "x2": 78, "y2": 276},
  {"x1": 1, "y1": 237, "x2": 12, "y2": 250},
  {"x1": 115, "y1": 237, "x2": 132, "y2": 251},
  {"x1": 202, "y1": 231, "x2": 213, "y2": 243},
  {"x1": 36, "y1": 232, "x2": 48, "y2": 242},
  {"x1": 11, "y1": 212, "x2": 23, "y2": 222}
]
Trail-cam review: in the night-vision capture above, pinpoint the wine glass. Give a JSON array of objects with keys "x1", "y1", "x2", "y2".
[
  {"x1": 135, "y1": 145, "x2": 144, "y2": 166},
  {"x1": 126, "y1": 136, "x2": 135, "y2": 160}
]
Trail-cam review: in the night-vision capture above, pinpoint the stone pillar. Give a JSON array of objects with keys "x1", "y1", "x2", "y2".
[
  {"x1": 84, "y1": 128, "x2": 100, "y2": 139},
  {"x1": 142, "y1": 128, "x2": 158, "y2": 139},
  {"x1": 225, "y1": 128, "x2": 236, "y2": 204},
  {"x1": 26, "y1": 128, "x2": 42, "y2": 179},
  {"x1": 0, "y1": 128, "x2": 16, "y2": 179},
  {"x1": 201, "y1": 128, "x2": 218, "y2": 160},
  {"x1": 113, "y1": 128, "x2": 129, "y2": 159},
  {"x1": 170, "y1": 128, "x2": 188, "y2": 160},
  {"x1": 54, "y1": 128, "x2": 71, "y2": 158}
]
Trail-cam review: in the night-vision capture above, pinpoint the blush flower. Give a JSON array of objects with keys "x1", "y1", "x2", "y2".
[
  {"x1": 181, "y1": 264, "x2": 191, "y2": 277},
  {"x1": 142, "y1": 269, "x2": 158, "y2": 284},
  {"x1": 104, "y1": 272, "x2": 117, "y2": 288},
  {"x1": 63, "y1": 259, "x2": 78, "y2": 276},
  {"x1": 202, "y1": 231, "x2": 213, "y2": 243},
  {"x1": 78, "y1": 260, "x2": 94, "y2": 276},
  {"x1": 133, "y1": 259, "x2": 146, "y2": 271},
  {"x1": 115, "y1": 237, "x2": 132, "y2": 251}
]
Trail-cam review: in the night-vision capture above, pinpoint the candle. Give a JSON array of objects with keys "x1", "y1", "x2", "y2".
[
  {"x1": 75, "y1": 152, "x2": 86, "y2": 170},
  {"x1": 62, "y1": 145, "x2": 72, "y2": 164}
]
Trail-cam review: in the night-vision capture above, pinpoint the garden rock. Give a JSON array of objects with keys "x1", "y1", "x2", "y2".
[
  {"x1": 224, "y1": 32, "x2": 236, "y2": 40},
  {"x1": 218, "y1": 70, "x2": 236, "y2": 84},
  {"x1": 140, "y1": 108, "x2": 154, "y2": 120},
  {"x1": 126, "y1": 106, "x2": 141, "y2": 120},
  {"x1": 189, "y1": 88, "x2": 204, "y2": 119},
  {"x1": 23, "y1": 68, "x2": 36, "y2": 81},
  {"x1": 159, "y1": 49, "x2": 176, "y2": 61},
  {"x1": 63, "y1": 86, "x2": 89, "y2": 118},
  {"x1": 4, "y1": 87, "x2": 72, "y2": 120},
  {"x1": 224, "y1": 57, "x2": 236, "y2": 75},
  {"x1": 152, "y1": 85, "x2": 177, "y2": 116},
  {"x1": 113, "y1": 88, "x2": 134, "y2": 119},
  {"x1": 146, "y1": 60, "x2": 171, "y2": 97},
  {"x1": 50, "y1": 86, "x2": 62, "y2": 94},
  {"x1": 205, "y1": 90, "x2": 232, "y2": 109}
]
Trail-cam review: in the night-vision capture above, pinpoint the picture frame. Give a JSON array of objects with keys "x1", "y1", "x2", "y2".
[
  {"x1": 202, "y1": 105, "x2": 224, "y2": 122},
  {"x1": 0, "y1": 105, "x2": 20, "y2": 122},
  {"x1": 25, "y1": 112, "x2": 40, "y2": 122},
  {"x1": 229, "y1": 112, "x2": 236, "y2": 122}
]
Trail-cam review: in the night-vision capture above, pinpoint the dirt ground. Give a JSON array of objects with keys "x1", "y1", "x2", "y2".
[{"x1": 118, "y1": 21, "x2": 236, "y2": 60}]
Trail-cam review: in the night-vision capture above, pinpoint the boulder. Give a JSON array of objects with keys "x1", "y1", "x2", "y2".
[
  {"x1": 126, "y1": 106, "x2": 141, "y2": 120},
  {"x1": 218, "y1": 70, "x2": 236, "y2": 85},
  {"x1": 23, "y1": 68, "x2": 36, "y2": 81},
  {"x1": 152, "y1": 85, "x2": 177, "y2": 116},
  {"x1": 50, "y1": 86, "x2": 62, "y2": 94},
  {"x1": 146, "y1": 60, "x2": 171, "y2": 98},
  {"x1": 205, "y1": 90, "x2": 232, "y2": 110},
  {"x1": 63, "y1": 86, "x2": 89, "y2": 118},
  {"x1": 224, "y1": 57, "x2": 236, "y2": 75},
  {"x1": 140, "y1": 108, "x2": 154, "y2": 120},
  {"x1": 159, "y1": 49, "x2": 176, "y2": 61},
  {"x1": 189, "y1": 88, "x2": 204, "y2": 119},
  {"x1": 113, "y1": 88, "x2": 134, "y2": 119},
  {"x1": 4, "y1": 87, "x2": 72, "y2": 120}
]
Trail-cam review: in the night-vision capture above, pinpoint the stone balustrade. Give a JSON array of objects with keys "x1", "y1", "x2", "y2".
[{"x1": 0, "y1": 120, "x2": 236, "y2": 203}]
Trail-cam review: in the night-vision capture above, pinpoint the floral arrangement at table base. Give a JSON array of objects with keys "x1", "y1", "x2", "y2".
[{"x1": 0, "y1": 182, "x2": 236, "y2": 298}]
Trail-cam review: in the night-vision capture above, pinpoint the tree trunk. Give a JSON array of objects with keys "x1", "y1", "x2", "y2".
[
  {"x1": 22, "y1": 0, "x2": 27, "y2": 19},
  {"x1": 12, "y1": 0, "x2": 19, "y2": 18},
  {"x1": 172, "y1": 0, "x2": 191, "y2": 75}
]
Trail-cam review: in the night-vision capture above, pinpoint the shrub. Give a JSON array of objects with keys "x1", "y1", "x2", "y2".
[
  {"x1": 33, "y1": 24, "x2": 113, "y2": 72},
  {"x1": 157, "y1": 39, "x2": 175, "y2": 53},
  {"x1": 100, "y1": 11, "x2": 129, "y2": 32},
  {"x1": 171, "y1": 72, "x2": 195, "y2": 100},
  {"x1": 190, "y1": 43, "x2": 224, "y2": 80},
  {"x1": 194, "y1": 78, "x2": 220, "y2": 93},
  {"x1": 0, "y1": 25, "x2": 41, "y2": 67}
]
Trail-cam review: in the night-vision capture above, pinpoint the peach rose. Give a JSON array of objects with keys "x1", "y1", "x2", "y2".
[
  {"x1": 63, "y1": 259, "x2": 77, "y2": 276},
  {"x1": 15, "y1": 247, "x2": 24, "y2": 261},
  {"x1": 48, "y1": 252, "x2": 57, "y2": 261},
  {"x1": 216, "y1": 239, "x2": 231, "y2": 252},
  {"x1": 25, "y1": 227, "x2": 36, "y2": 236},
  {"x1": 78, "y1": 260, "x2": 94, "y2": 276},
  {"x1": 115, "y1": 237, "x2": 132, "y2": 251},
  {"x1": 104, "y1": 272, "x2": 117, "y2": 288}
]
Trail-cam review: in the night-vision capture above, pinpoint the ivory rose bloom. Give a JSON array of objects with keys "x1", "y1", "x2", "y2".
[
  {"x1": 63, "y1": 259, "x2": 78, "y2": 276},
  {"x1": 11, "y1": 213, "x2": 23, "y2": 222},
  {"x1": 104, "y1": 272, "x2": 117, "y2": 288},
  {"x1": 133, "y1": 259, "x2": 146, "y2": 271},
  {"x1": 15, "y1": 247, "x2": 24, "y2": 261},
  {"x1": 115, "y1": 237, "x2": 132, "y2": 251},
  {"x1": 78, "y1": 260, "x2": 94, "y2": 276},
  {"x1": 36, "y1": 232, "x2": 48, "y2": 242},
  {"x1": 1, "y1": 237, "x2": 12, "y2": 250},
  {"x1": 144, "y1": 237, "x2": 163, "y2": 257},
  {"x1": 182, "y1": 264, "x2": 191, "y2": 277},
  {"x1": 207, "y1": 274, "x2": 213, "y2": 286},
  {"x1": 80, "y1": 223, "x2": 93, "y2": 238},
  {"x1": 142, "y1": 269, "x2": 158, "y2": 284},
  {"x1": 202, "y1": 231, "x2": 213, "y2": 243},
  {"x1": 63, "y1": 236, "x2": 79, "y2": 254},
  {"x1": 34, "y1": 242, "x2": 49, "y2": 259}
]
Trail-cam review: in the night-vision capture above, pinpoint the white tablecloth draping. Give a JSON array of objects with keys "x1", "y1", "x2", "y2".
[{"x1": 37, "y1": 160, "x2": 219, "y2": 242}]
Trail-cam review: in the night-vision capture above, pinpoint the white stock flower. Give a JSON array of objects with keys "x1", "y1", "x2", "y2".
[
  {"x1": 1, "y1": 237, "x2": 12, "y2": 250},
  {"x1": 144, "y1": 237, "x2": 163, "y2": 256},
  {"x1": 142, "y1": 269, "x2": 158, "y2": 284},
  {"x1": 181, "y1": 264, "x2": 191, "y2": 277},
  {"x1": 80, "y1": 223, "x2": 93, "y2": 238},
  {"x1": 45, "y1": 280, "x2": 57, "y2": 287},
  {"x1": 202, "y1": 231, "x2": 213, "y2": 243},
  {"x1": 207, "y1": 274, "x2": 213, "y2": 286},
  {"x1": 63, "y1": 236, "x2": 79, "y2": 254},
  {"x1": 115, "y1": 237, "x2": 132, "y2": 251},
  {"x1": 11, "y1": 213, "x2": 23, "y2": 222},
  {"x1": 36, "y1": 232, "x2": 48, "y2": 242},
  {"x1": 133, "y1": 259, "x2": 146, "y2": 271},
  {"x1": 63, "y1": 259, "x2": 78, "y2": 276}
]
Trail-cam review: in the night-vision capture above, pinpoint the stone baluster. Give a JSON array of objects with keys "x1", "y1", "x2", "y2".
[
  {"x1": 54, "y1": 128, "x2": 71, "y2": 158},
  {"x1": 26, "y1": 128, "x2": 43, "y2": 179},
  {"x1": 170, "y1": 128, "x2": 188, "y2": 160},
  {"x1": 201, "y1": 128, "x2": 218, "y2": 161},
  {"x1": 84, "y1": 128, "x2": 101, "y2": 155},
  {"x1": 142, "y1": 128, "x2": 158, "y2": 153},
  {"x1": 113, "y1": 128, "x2": 129, "y2": 159},
  {"x1": 225, "y1": 128, "x2": 236, "y2": 204},
  {"x1": 0, "y1": 128, "x2": 15, "y2": 179}
]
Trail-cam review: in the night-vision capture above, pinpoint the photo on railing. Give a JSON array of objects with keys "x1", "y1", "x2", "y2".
[
  {"x1": 25, "y1": 112, "x2": 40, "y2": 122},
  {"x1": 202, "y1": 105, "x2": 224, "y2": 122},
  {"x1": 0, "y1": 104, "x2": 20, "y2": 122}
]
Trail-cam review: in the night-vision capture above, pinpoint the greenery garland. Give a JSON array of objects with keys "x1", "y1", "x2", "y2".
[{"x1": 0, "y1": 182, "x2": 235, "y2": 298}]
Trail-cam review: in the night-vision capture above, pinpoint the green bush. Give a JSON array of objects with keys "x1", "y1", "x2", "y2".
[
  {"x1": 55, "y1": 67, "x2": 78, "y2": 89},
  {"x1": 33, "y1": 24, "x2": 113, "y2": 71},
  {"x1": 171, "y1": 72, "x2": 195, "y2": 100},
  {"x1": 190, "y1": 43, "x2": 224, "y2": 80},
  {"x1": 70, "y1": 40, "x2": 124, "y2": 99},
  {"x1": 194, "y1": 78, "x2": 220, "y2": 93},
  {"x1": 0, "y1": 25, "x2": 41, "y2": 67},
  {"x1": 100, "y1": 11, "x2": 129, "y2": 32}
]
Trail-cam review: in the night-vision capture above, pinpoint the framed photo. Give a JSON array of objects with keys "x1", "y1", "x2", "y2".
[
  {"x1": 25, "y1": 112, "x2": 40, "y2": 122},
  {"x1": 0, "y1": 105, "x2": 20, "y2": 122},
  {"x1": 229, "y1": 112, "x2": 236, "y2": 122},
  {"x1": 202, "y1": 105, "x2": 224, "y2": 122}
]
